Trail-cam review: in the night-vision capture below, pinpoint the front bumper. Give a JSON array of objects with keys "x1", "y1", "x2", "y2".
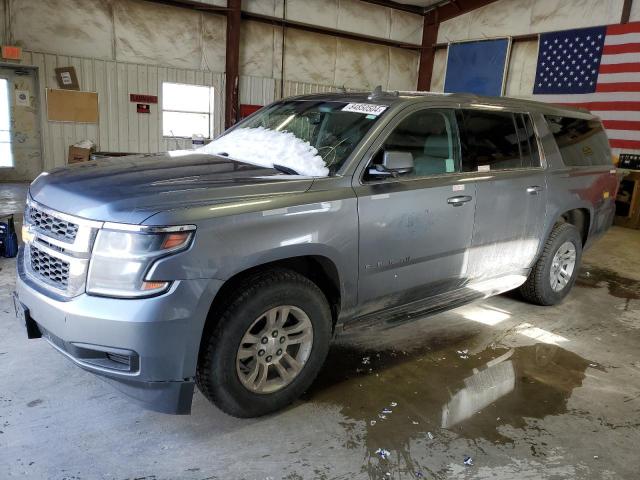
[{"x1": 16, "y1": 254, "x2": 223, "y2": 414}]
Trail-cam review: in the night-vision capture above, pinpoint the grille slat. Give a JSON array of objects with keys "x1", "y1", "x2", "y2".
[
  {"x1": 27, "y1": 206, "x2": 79, "y2": 243},
  {"x1": 30, "y1": 245, "x2": 70, "y2": 289}
]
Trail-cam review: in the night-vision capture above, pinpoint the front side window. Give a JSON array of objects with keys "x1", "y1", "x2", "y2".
[
  {"x1": 457, "y1": 110, "x2": 522, "y2": 172},
  {"x1": 162, "y1": 82, "x2": 214, "y2": 138},
  {"x1": 545, "y1": 115, "x2": 611, "y2": 167},
  {"x1": 364, "y1": 109, "x2": 459, "y2": 181}
]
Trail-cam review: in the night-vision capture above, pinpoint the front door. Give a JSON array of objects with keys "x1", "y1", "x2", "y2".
[
  {"x1": 353, "y1": 107, "x2": 477, "y2": 317},
  {"x1": 456, "y1": 109, "x2": 548, "y2": 279},
  {"x1": 0, "y1": 66, "x2": 43, "y2": 182}
]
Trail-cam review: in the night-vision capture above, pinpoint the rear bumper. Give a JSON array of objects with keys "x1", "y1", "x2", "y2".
[{"x1": 16, "y1": 256, "x2": 223, "y2": 414}]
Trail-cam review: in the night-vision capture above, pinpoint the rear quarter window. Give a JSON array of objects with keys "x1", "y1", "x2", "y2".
[{"x1": 544, "y1": 115, "x2": 612, "y2": 167}]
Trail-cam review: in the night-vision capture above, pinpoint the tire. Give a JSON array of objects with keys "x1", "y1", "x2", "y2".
[
  {"x1": 196, "y1": 269, "x2": 332, "y2": 418},
  {"x1": 519, "y1": 222, "x2": 583, "y2": 306}
]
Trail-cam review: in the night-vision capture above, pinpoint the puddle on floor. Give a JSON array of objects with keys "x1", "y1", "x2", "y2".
[
  {"x1": 305, "y1": 338, "x2": 592, "y2": 478},
  {"x1": 577, "y1": 265, "x2": 640, "y2": 301}
]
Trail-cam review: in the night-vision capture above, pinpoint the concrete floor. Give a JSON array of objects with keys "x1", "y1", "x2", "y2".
[{"x1": 1, "y1": 182, "x2": 640, "y2": 479}]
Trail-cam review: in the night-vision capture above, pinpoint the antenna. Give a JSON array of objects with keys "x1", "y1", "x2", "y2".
[{"x1": 368, "y1": 85, "x2": 383, "y2": 100}]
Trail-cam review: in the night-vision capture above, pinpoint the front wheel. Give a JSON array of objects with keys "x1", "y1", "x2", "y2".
[
  {"x1": 519, "y1": 223, "x2": 583, "y2": 306},
  {"x1": 196, "y1": 269, "x2": 332, "y2": 417}
]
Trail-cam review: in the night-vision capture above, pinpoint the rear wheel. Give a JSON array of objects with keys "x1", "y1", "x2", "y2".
[
  {"x1": 519, "y1": 223, "x2": 583, "y2": 306},
  {"x1": 196, "y1": 269, "x2": 332, "y2": 417}
]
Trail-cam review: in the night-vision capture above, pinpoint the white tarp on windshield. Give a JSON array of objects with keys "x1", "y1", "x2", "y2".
[{"x1": 199, "y1": 127, "x2": 329, "y2": 177}]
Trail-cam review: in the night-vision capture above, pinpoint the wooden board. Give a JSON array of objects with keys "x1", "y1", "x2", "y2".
[{"x1": 46, "y1": 88, "x2": 98, "y2": 123}]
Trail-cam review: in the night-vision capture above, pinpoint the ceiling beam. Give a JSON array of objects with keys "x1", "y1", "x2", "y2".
[
  {"x1": 144, "y1": 0, "x2": 229, "y2": 13},
  {"x1": 436, "y1": 0, "x2": 498, "y2": 21},
  {"x1": 358, "y1": 0, "x2": 427, "y2": 15},
  {"x1": 241, "y1": 11, "x2": 423, "y2": 50}
]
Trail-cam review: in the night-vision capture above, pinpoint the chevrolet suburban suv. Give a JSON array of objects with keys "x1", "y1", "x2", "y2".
[{"x1": 14, "y1": 91, "x2": 618, "y2": 417}]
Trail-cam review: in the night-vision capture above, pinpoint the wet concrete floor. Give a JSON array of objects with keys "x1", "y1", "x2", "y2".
[{"x1": 1, "y1": 182, "x2": 640, "y2": 479}]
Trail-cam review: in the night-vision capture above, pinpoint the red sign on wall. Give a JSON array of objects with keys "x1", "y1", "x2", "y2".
[
  {"x1": 137, "y1": 104, "x2": 150, "y2": 114},
  {"x1": 240, "y1": 104, "x2": 262, "y2": 119},
  {"x1": 130, "y1": 94, "x2": 158, "y2": 104}
]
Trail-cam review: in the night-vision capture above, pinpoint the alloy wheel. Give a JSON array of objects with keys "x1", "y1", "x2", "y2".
[{"x1": 236, "y1": 305, "x2": 314, "y2": 394}]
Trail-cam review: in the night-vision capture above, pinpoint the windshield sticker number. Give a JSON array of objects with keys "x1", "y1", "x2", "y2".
[{"x1": 342, "y1": 103, "x2": 388, "y2": 116}]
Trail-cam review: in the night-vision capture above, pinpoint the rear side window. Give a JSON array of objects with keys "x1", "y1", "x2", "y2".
[
  {"x1": 457, "y1": 110, "x2": 523, "y2": 172},
  {"x1": 545, "y1": 115, "x2": 612, "y2": 167}
]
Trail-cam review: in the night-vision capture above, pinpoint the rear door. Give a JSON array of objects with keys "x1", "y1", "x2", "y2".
[
  {"x1": 456, "y1": 109, "x2": 548, "y2": 279},
  {"x1": 353, "y1": 107, "x2": 477, "y2": 317}
]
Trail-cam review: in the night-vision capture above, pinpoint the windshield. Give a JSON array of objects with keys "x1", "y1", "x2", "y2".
[{"x1": 202, "y1": 100, "x2": 387, "y2": 176}]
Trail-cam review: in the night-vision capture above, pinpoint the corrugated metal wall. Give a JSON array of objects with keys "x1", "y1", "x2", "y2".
[
  {"x1": 19, "y1": 52, "x2": 367, "y2": 172},
  {"x1": 22, "y1": 50, "x2": 225, "y2": 171}
]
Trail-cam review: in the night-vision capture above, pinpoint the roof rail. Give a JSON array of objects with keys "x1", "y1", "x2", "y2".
[{"x1": 396, "y1": 90, "x2": 452, "y2": 96}]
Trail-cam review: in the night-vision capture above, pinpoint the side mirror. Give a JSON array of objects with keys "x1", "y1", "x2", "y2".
[{"x1": 369, "y1": 151, "x2": 414, "y2": 178}]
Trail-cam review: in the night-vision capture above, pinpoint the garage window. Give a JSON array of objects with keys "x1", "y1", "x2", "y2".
[
  {"x1": 162, "y1": 82, "x2": 215, "y2": 139},
  {"x1": 0, "y1": 78, "x2": 13, "y2": 167}
]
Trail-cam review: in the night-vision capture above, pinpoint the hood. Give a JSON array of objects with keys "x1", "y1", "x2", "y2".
[{"x1": 30, "y1": 152, "x2": 315, "y2": 224}]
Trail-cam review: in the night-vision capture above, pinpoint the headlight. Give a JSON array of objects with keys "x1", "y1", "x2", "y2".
[{"x1": 86, "y1": 225, "x2": 195, "y2": 298}]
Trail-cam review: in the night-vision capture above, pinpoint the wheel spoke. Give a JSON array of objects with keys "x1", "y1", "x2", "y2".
[
  {"x1": 277, "y1": 306, "x2": 290, "y2": 327},
  {"x1": 266, "y1": 309, "x2": 278, "y2": 329},
  {"x1": 241, "y1": 332, "x2": 261, "y2": 346},
  {"x1": 286, "y1": 330, "x2": 312, "y2": 346},
  {"x1": 284, "y1": 322, "x2": 308, "y2": 336},
  {"x1": 274, "y1": 361, "x2": 292, "y2": 383},
  {"x1": 283, "y1": 352, "x2": 302, "y2": 375},
  {"x1": 245, "y1": 360, "x2": 260, "y2": 384},
  {"x1": 254, "y1": 363, "x2": 269, "y2": 390},
  {"x1": 237, "y1": 348, "x2": 255, "y2": 360}
]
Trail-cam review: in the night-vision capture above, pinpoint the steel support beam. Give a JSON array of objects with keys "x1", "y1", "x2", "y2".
[
  {"x1": 622, "y1": 0, "x2": 634, "y2": 23},
  {"x1": 241, "y1": 12, "x2": 422, "y2": 50},
  {"x1": 417, "y1": 11, "x2": 439, "y2": 91},
  {"x1": 225, "y1": 0, "x2": 241, "y2": 129}
]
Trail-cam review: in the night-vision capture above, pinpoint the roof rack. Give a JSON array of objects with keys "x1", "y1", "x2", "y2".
[{"x1": 396, "y1": 91, "x2": 452, "y2": 96}]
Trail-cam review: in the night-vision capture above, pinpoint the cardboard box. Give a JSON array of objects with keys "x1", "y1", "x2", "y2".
[{"x1": 68, "y1": 146, "x2": 92, "y2": 164}]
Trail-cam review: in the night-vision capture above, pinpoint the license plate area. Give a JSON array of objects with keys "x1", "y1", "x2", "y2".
[{"x1": 12, "y1": 292, "x2": 42, "y2": 339}]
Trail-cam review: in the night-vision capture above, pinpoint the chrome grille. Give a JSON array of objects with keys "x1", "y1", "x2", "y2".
[
  {"x1": 30, "y1": 245, "x2": 70, "y2": 289},
  {"x1": 27, "y1": 205, "x2": 79, "y2": 243},
  {"x1": 23, "y1": 199, "x2": 103, "y2": 298}
]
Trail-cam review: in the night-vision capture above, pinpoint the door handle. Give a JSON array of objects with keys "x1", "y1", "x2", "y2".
[
  {"x1": 526, "y1": 185, "x2": 543, "y2": 194},
  {"x1": 447, "y1": 195, "x2": 473, "y2": 206}
]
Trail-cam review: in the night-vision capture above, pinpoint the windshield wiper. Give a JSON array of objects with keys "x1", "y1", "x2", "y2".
[{"x1": 272, "y1": 163, "x2": 299, "y2": 175}]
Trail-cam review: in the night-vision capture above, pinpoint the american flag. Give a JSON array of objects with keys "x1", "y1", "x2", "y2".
[{"x1": 532, "y1": 22, "x2": 640, "y2": 153}]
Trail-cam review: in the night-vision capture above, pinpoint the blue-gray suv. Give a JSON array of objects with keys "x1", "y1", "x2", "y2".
[{"x1": 14, "y1": 91, "x2": 619, "y2": 417}]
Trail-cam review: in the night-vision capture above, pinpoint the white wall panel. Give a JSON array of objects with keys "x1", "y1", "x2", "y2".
[
  {"x1": 242, "y1": 0, "x2": 422, "y2": 45},
  {"x1": 430, "y1": 48, "x2": 447, "y2": 92},
  {"x1": 438, "y1": 0, "x2": 627, "y2": 43},
  {"x1": 114, "y1": 0, "x2": 226, "y2": 70},
  {"x1": 631, "y1": 1, "x2": 640, "y2": 21},
  {"x1": 240, "y1": 20, "x2": 283, "y2": 78},
  {"x1": 10, "y1": 0, "x2": 114, "y2": 60},
  {"x1": 20, "y1": 51, "x2": 224, "y2": 171},
  {"x1": 337, "y1": 0, "x2": 391, "y2": 39},
  {"x1": 504, "y1": 39, "x2": 539, "y2": 98},
  {"x1": 390, "y1": 9, "x2": 423, "y2": 45}
]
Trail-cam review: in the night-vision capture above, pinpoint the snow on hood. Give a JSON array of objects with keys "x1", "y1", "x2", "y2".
[{"x1": 198, "y1": 127, "x2": 330, "y2": 177}]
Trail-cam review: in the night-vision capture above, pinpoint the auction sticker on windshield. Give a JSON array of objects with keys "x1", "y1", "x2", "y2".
[{"x1": 341, "y1": 103, "x2": 387, "y2": 116}]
